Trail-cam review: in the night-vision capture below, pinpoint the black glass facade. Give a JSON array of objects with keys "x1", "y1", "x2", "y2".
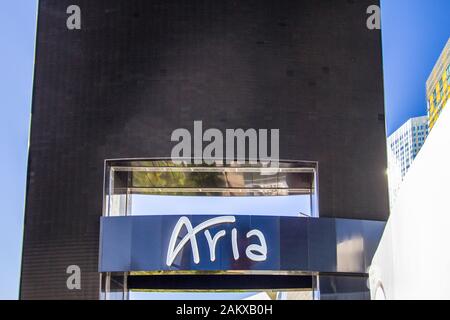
[{"x1": 21, "y1": 0, "x2": 388, "y2": 299}]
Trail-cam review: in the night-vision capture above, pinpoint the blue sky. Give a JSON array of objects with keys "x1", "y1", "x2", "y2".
[
  {"x1": 0, "y1": 0, "x2": 449, "y2": 300},
  {"x1": 0, "y1": 1, "x2": 37, "y2": 300},
  {"x1": 381, "y1": 0, "x2": 450, "y2": 135}
]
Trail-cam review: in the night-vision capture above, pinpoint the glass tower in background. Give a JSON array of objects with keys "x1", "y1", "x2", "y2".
[{"x1": 387, "y1": 116, "x2": 429, "y2": 208}]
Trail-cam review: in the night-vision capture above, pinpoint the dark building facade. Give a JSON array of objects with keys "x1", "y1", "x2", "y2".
[{"x1": 21, "y1": 0, "x2": 388, "y2": 299}]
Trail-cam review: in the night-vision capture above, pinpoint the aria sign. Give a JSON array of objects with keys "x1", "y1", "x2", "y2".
[
  {"x1": 166, "y1": 216, "x2": 267, "y2": 266},
  {"x1": 99, "y1": 215, "x2": 385, "y2": 274}
]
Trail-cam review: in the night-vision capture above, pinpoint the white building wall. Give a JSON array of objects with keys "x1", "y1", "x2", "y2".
[{"x1": 369, "y1": 101, "x2": 450, "y2": 300}]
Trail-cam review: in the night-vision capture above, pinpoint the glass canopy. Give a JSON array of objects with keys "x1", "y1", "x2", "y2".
[{"x1": 104, "y1": 159, "x2": 319, "y2": 218}]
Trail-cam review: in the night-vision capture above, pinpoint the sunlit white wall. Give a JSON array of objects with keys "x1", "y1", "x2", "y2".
[{"x1": 369, "y1": 100, "x2": 450, "y2": 299}]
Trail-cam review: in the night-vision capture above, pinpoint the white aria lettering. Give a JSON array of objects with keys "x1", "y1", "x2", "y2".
[
  {"x1": 231, "y1": 228, "x2": 239, "y2": 260},
  {"x1": 245, "y1": 230, "x2": 267, "y2": 261},
  {"x1": 204, "y1": 229, "x2": 226, "y2": 262},
  {"x1": 166, "y1": 216, "x2": 268, "y2": 266}
]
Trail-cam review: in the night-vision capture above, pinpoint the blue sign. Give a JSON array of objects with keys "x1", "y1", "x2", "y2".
[{"x1": 99, "y1": 215, "x2": 385, "y2": 274}]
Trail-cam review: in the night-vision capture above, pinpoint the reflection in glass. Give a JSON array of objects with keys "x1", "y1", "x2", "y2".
[{"x1": 104, "y1": 160, "x2": 318, "y2": 218}]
